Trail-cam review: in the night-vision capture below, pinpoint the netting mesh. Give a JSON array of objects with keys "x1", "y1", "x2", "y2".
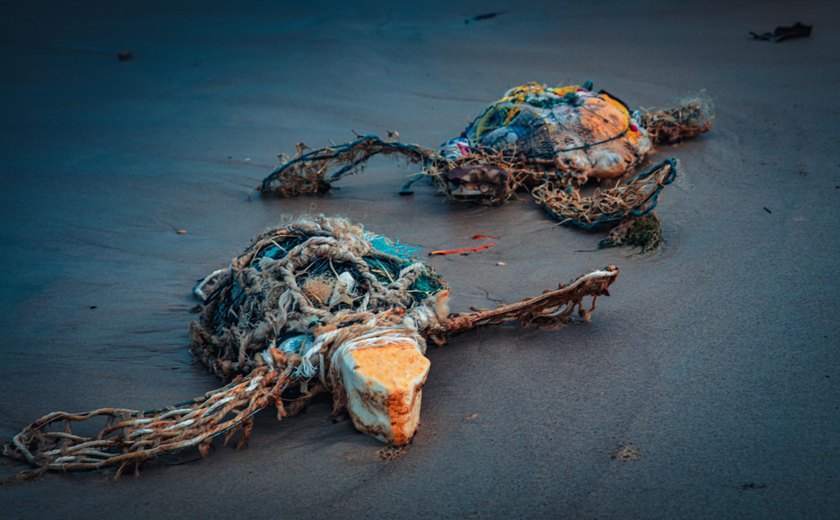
[
  {"x1": 258, "y1": 82, "x2": 712, "y2": 251},
  {"x1": 533, "y1": 158, "x2": 677, "y2": 229},
  {"x1": 464, "y1": 82, "x2": 651, "y2": 183},
  {"x1": 190, "y1": 216, "x2": 446, "y2": 380}
]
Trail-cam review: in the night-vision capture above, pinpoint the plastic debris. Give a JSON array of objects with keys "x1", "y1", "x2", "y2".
[
  {"x1": 332, "y1": 328, "x2": 430, "y2": 444},
  {"x1": 750, "y1": 22, "x2": 812, "y2": 42},
  {"x1": 440, "y1": 137, "x2": 472, "y2": 160}
]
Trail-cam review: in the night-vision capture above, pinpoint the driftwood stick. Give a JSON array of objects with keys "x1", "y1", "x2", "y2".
[{"x1": 438, "y1": 266, "x2": 618, "y2": 337}]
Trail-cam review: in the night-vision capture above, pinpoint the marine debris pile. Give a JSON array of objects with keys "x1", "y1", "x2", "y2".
[
  {"x1": 5, "y1": 216, "x2": 618, "y2": 480},
  {"x1": 261, "y1": 82, "x2": 713, "y2": 250}
]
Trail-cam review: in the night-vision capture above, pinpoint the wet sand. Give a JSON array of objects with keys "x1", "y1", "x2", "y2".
[{"x1": 1, "y1": 0, "x2": 839, "y2": 517}]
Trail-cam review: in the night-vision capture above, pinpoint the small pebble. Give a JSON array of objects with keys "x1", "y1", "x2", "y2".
[
  {"x1": 496, "y1": 261, "x2": 506, "y2": 266},
  {"x1": 177, "y1": 229, "x2": 187, "y2": 235},
  {"x1": 117, "y1": 51, "x2": 133, "y2": 62}
]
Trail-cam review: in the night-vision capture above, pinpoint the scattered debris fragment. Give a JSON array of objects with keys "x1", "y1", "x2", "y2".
[
  {"x1": 739, "y1": 482, "x2": 768, "y2": 490},
  {"x1": 116, "y1": 51, "x2": 133, "y2": 62},
  {"x1": 177, "y1": 229, "x2": 188, "y2": 235},
  {"x1": 465, "y1": 12, "x2": 503, "y2": 24},
  {"x1": 611, "y1": 442, "x2": 642, "y2": 462},
  {"x1": 750, "y1": 22, "x2": 812, "y2": 42},
  {"x1": 464, "y1": 413, "x2": 480, "y2": 420},
  {"x1": 378, "y1": 446, "x2": 407, "y2": 461},
  {"x1": 430, "y1": 244, "x2": 496, "y2": 256},
  {"x1": 471, "y1": 234, "x2": 498, "y2": 240},
  {"x1": 763, "y1": 207, "x2": 772, "y2": 214},
  {"x1": 496, "y1": 261, "x2": 506, "y2": 266}
]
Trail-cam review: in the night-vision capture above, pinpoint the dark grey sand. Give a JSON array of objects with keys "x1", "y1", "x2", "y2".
[{"x1": 1, "y1": 1, "x2": 839, "y2": 517}]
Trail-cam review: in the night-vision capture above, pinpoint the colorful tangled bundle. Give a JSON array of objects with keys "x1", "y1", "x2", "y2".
[{"x1": 260, "y1": 82, "x2": 712, "y2": 250}]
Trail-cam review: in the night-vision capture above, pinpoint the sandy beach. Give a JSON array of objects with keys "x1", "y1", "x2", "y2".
[{"x1": 1, "y1": 0, "x2": 838, "y2": 517}]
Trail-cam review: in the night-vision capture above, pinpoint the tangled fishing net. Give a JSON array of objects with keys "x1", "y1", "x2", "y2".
[
  {"x1": 189, "y1": 216, "x2": 446, "y2": 381},
  {"x1": 4, "y1": 216, "x2": 618, "y2": 481},
  {"x1": 639, "y1": 93, "x2": 715, "y2": 145},
  {"x1": 260, "y1": 81, "x2": 713, "y2": 250}
]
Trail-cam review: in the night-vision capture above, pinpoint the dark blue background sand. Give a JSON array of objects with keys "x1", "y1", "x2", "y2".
[{"x1": 1, "y1": 1, "x2": 838, "y2": 517}]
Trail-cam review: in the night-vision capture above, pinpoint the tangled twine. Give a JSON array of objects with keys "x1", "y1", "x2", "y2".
[
  {"x1": 641, "y1": 94, "x2": 714, "y2": 145},
  {"x1": 259, "y1": 100, "x2": 713, "y2": 249},
  {"x1": 260, "y1": 136, "x2": 442, "y2": 198},
  {"x1": 260, "y1": 136, "x2": 678, "y2": 249},
  {"x1": 259, "y1": 85, "x2": 711, "y2": 250},
  {"x1": 4, "y1": 217, "x2": 618, "y2": 481},
  {"x1": 189, "y1": 215, "x2": 446, "y2": 380},
  {"x1": 3, "y1": 366, "x2": 292, "y2": 482},
  {"x1": 260, "y1": 134, "x2": 550, "y2": 205},
  {"x1": 533, "y1": 158, "x2": 677, "y2": 229}
]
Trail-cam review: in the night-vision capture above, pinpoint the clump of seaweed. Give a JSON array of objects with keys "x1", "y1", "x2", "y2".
[{"x1": 599, "y1": 213, "x2": 663, "y2": 252}]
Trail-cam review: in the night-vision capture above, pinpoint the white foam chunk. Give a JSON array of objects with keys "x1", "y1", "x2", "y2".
[{"x1": 332, "y1": 330, "x2": 430, "y2": 445}]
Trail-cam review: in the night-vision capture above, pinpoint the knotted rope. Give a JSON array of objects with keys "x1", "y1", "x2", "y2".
[
  {"x1": 532, "y1": 158, "x2": 677, "y2": 229},
  {"x1": 3, "y1": 366, "x2": 293, "y2": 482},
  {"x1": 640, "y1": 94, "x2": 714, "y2": 145}
]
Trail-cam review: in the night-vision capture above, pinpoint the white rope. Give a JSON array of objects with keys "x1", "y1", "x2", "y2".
[{"x1": 193, "y1": 268, "x2": 229, "y2": 301}]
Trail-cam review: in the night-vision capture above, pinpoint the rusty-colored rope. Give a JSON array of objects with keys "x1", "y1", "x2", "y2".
[{"x1": 3, "y1": 366, "x2": 293, "y2": 483}]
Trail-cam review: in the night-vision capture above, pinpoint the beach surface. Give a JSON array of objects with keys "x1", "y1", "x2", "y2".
[{"x1": 1, "y1": 0, "x2": 839, "y2": 517}]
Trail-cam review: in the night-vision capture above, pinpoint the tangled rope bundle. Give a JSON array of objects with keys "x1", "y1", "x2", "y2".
[
  {"x1": 260, "y1": 82, "x2": 713, "y2": 250},
  {"x1": 189, "y1": 216, "x2": 447, "y2": 381},
  {"x1": 640, "y1": 95, "x2": 715, "y2": 145},
  {"x1": 4, "y1": 216, "x2": 619, "y2": 481},
  {"x1": 533, "y1": 158, "x2": 677, "y2": 229}
]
